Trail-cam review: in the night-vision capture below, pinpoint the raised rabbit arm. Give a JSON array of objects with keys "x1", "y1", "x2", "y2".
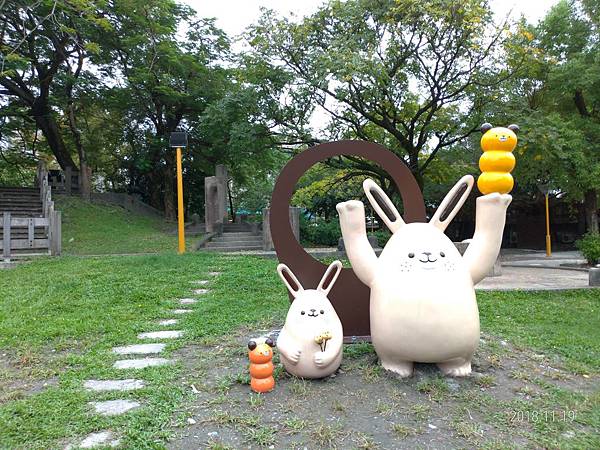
[
  {"x1": 336, "y1": 200, "x2": 378, "y2": 286},
  {"x1": 463, "y1": 193, "x2": 512, "y2": 285}
]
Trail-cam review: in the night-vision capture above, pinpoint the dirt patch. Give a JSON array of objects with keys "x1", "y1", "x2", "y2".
[
  {"x1": 168, "y1": 330, "x2": 599, "y2": 449},
  {"x1": 0, "y1": 352, "x2": 59, "y2": 403}
]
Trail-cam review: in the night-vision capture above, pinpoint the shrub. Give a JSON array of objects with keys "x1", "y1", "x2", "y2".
[
  {"x1": 300, "y1": 217, "x2": 341, "y2": 246},
  {"x1": 576, "y1": 232, "x2": 600, "y2": 265},
  {"x1": 368, "y1": 229, "x2": 391, "y2": 247}
]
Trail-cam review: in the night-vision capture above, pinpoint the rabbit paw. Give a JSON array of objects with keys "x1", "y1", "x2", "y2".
[
  {"x1": 288, "y1": 348, "x2": 302, "y2": 365},
  {"x1": 336, "y1": 201, "x2": 366, "y2": 231},
  {"x1": 479, "y1": 192, "x2": 512, "y2": 207},
  {"x1": 314, "y1": 351, "x2": 328, "y2": 368}
]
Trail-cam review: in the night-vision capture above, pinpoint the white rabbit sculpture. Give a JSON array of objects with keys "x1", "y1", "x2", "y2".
[
  {"x1": 337, "y1": 175, "x2": 511, "y2": 377},
  {"x1": 276, "y1": 261, "x2": 344, "y2": 378}
]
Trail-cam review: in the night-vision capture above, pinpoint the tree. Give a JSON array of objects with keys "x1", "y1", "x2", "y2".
[
  {"x1": 497, "y1": 0, "x2": 600, "y2": 232},
  {"x1": 0, "y1": 0, "x2": 107, "y2": 177},
  {"x1": 247, "y1": 0, "x2": 516, "y2": 191}
]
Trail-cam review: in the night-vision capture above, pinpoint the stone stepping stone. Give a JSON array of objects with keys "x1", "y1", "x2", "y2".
[
  {"x1": 90, "y1": 399, "x2": 140, "y2": 416},
  {"x1": 65, "y1": 430, "x2": 120, "y2": 449},
  {"x1": 112, "y1": 343, "x2": 166, "y2": 355},
  {"x1": 114, "y1": 358, "x2": 173, "y2": 370},
  {"x1": 208, "y1": 271, "x2": 221, "y2": 276},
  {"x1": 158, "y1": 319, "x2": 178, "y2": 326},
  {"x1": 172, "y1": 309, "x2": 192, "y2": 314},
  {"x1": 193, "y1": 288, "x2": 209, "y2": 295},
  {"x1": 191, "y1": 280, "x2": 209, "y2": 285},
  {"x1": 138, "y1": 330, "x2": 183, "y2": 339},
  {"x1": 179, "y1": 298, "x2": 197, "y2": 305},
  {"x1": 84, "y1": 379, "x2": 145, "y2": 392}
]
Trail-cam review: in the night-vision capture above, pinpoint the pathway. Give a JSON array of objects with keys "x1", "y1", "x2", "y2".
[{"x1": 65, "y1": 271, "x2": 222, "y2": 449}]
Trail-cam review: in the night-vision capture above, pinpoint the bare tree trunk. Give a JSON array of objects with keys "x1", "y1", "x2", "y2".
[
  {"x1": 67, "y1": 101, "x2": 91, "y2": 200},
  {"x1": 32, "y1": 109, "x2": 78, "y2": 170},
  {"x1": 584, "y1": 189, "x2": 598, "y2": 234},
  {"x1": 227, "y1": 179, "x2": 236, "y2": 222},
  {"x1": 163, "y1": 164, "x2": 176, "y2": 221}
]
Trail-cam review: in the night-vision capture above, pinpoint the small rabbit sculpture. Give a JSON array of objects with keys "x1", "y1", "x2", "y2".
[
  {"x1": 276, "y1": 261, "x2": 344, "y2": 378},
  {"x1": 337, "y1": 174, "x2": 511, "y2": 378}
]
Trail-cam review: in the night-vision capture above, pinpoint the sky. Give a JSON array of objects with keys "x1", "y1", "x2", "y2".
[{"x1": 183, "y1": 0, "x2": 561, "y2": 39}]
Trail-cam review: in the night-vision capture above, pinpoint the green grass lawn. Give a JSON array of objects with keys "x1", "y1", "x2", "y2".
[
  {"x1": 56, "y1": 196, "x2": 184, "y2": 255},
  {"x1": 0, "y1": 250, "x2": 599, "y2": 449}
]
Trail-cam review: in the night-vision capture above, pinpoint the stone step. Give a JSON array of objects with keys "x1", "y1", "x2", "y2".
[
  {"x1": 112, "y1": 343, "x2": 166, "y2": 355},
  {"x1": 191, "y1": 280, "x2": 209, "y2": 285},
  {"x1": 218, "y1": 231, "x2": 257, "y2": 237},
  {"x1": 90, "y1": 399, "x2": 141, "y2": 416},
  {"x1": 137, "y1": 330, "x2": 183, "y2": 339},
  {"x1": 65, "y1": 430, "x2": 120, "y2": 449},
  {"x1": 179, "y1": 298, "x2": 197, "y2": 304},
  {"x1": 212, "y1": 234, "x2": 260, "y2": 242},
  {"x1": 172, "y1": 309, "x2": 192, "y2": 314},
  {"x1": 208, "y1": 271, "x2": 222, "y2": 276},
  {"x1": 158, "y1": 319, "x2": 178, "y2": 326},
  {"x1": 114, "y1": 358, "x2": 173, "y2": 369},
  {"x1": 84, "y1": 379, "x2": 145, "y2": 392},
  {"x1": 204, "y1": 245, "x2": 263, "y2": 252},
  {"x1": 206, "y1": 240, "x2": 262, "y2": 248},
  {"x1": 192, "y1": 288, "x2": 208, "y2": 295}
]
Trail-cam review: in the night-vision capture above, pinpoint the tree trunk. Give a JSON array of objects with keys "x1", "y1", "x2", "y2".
[
  {"x1": 67, "y1": 101, "x2": 91, "y2": 200},
  {"x1": 33, "y1": 110, "x2": 78, "y2": 170},
  {"x1": 584, "y1": 189, "x2": 598, "y2": 234},
  {"x1": 164, "y1": 164, "x2": 176, "y2": 221}
]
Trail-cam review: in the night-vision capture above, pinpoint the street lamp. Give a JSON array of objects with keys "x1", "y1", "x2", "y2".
[
  {"x1": 170, "y1": 131, "x2": 188, "y2": 254},
  {"x1": 537, "y1": 182, "x2": 552, "y2": 257}
]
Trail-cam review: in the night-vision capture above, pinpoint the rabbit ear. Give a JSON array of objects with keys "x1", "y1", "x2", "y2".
[
  {"x1": 363, "y1": 179, "x2": 405, "y2": 233},
  {"x1": 277, "y1": 263, "x2": 304, "y2": 298},
  {"x1": 317, "y1": 260, "x2": 342, "y2": 296},
  {"x1": 430, "y1": 175, "x2": 474, "y2": 232}
]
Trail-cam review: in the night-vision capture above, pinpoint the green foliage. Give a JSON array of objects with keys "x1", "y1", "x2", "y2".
[
  {"x1": 248, "y1": 0, "x2": 511, "y2": 187},
  {"x1": 576, "y1": 233, "x2": 600, "y2": 265},
  {"x1": 300, "y1": 216, "x2": 341, "y2": 246}
]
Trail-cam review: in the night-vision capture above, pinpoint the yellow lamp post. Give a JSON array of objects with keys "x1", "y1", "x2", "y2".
[
  {"x1": 170, "y1": 131, "x2": 188, "y2": 254},
  {"x1": 538, "y1": 182, "x2": 552, "y2": 257}
]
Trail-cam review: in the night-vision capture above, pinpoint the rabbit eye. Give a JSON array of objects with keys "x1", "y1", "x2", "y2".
[
  {"x1": 320, "y1": 310, "x2": 324, "y2": 314},
  {"x1": 408, "y1": 253, "x2": 415, "y2": 258},
  {"x1": 440, "y1": 252, "x2": 445, "y2": 257},
  {"x1": 301, "y1": 311, "x2": 305, "y2": 315}
]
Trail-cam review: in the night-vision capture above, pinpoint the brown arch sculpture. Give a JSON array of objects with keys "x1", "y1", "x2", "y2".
[{"x1": 270, "y1": 140, "x2": 426, "y2": 340}]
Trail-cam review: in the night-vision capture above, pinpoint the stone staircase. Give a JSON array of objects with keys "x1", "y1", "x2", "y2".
[{"x1": 204, "y1": 223, "x2": 263, "y2": 252}]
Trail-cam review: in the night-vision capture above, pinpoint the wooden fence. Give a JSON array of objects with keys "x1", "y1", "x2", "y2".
[{"x1": 1, "y1": 213, "x2": 61, "y2": 259}]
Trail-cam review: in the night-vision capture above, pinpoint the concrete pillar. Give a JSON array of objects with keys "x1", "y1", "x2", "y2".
[
  {"x1": 204, "y1": 165, "x2": 228, "y2": 233},
  {"x1": 263, "y1": 207, "x2": 300, "y2": 251},
  {"x1": 590, "y1": 266, "x2": 600, "y2": 287}
]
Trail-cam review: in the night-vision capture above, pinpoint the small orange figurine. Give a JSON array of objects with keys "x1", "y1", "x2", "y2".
[{"x1": 248, "y1": 338, "x2": 275, "y2": 393}]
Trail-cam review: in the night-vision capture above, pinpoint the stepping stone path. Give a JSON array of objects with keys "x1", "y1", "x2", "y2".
[
  {"x1": 90, "y1": 399, "x2": 141, "y2": 416},
  {"x1": 138, "y1": 330, "x2": 183, "y2": 339},
  {"x1": 158, "y1": 319, "x2": 178, "y2": 326},
  {"x1": 114, "y1": 357, "x2": 173, "y2": 370},
  {"x1": 68, "y1": 271, "x2": 220, "y2": 448},
  {"x1": 84, "y1": 379, "x2": 145, "y2": 392},
  {"x1": 65, "y1": 431, "x2": 120, "y2": 449},
  {"x1": 113, "y1": 343, "x2": 166, "y2": 355}
]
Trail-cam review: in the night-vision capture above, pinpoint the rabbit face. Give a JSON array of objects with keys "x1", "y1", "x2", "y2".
[
  {"x1": 277, "y1": 261, "x2": 344, "y2": 332},
  {"x1": 286, "y1": 290, "x2": 337, "y2": 323},
  {"x1": 385, "y1": 223, "x2": 460, "y2": 274}
]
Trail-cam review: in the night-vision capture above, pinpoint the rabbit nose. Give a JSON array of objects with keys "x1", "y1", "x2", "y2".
[
  {"x1": 310, "y1": 308, "x2": 316, "y2": 312},
  {"x1": 422, "y1": 252, "x2": 431, "y2": 256}
]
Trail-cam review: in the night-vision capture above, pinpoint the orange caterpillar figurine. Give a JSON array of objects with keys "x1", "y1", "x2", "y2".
[{"x1": 248, "y1": 338, "x2": 275, "y2": 393}]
